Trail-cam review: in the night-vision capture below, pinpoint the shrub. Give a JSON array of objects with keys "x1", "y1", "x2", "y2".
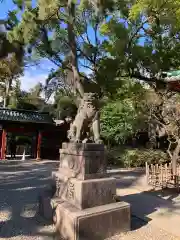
[
  {"x1": 15, "y1": 136, "x2": 32, "y2": 145},
  {"x1": 107, "y1": 147, "x2": 169, "y2": 167},
  {"x1": 100, "y1": 80, "x2": 148, "y2": 146}
]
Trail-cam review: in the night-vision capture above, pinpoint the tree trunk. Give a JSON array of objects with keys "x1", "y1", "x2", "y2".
[
  {"x1": 67, "y1": 1, "x2": 84, "y2": 98},
  {"x1": 4, "y1": 79, "x2": 12, "y2": 108},
  {"x1": 172, "y1": 139, "x2": 180, "y2": 177},
  {"x1": 148, "y1": 122, "x2": 157, "y2": 148},
  {"x1": 3, "y1": 96, "x2": 7, "y2": 108},
  {"x1": 4, "y1": 83, "x2": 9, "y2": 108}
]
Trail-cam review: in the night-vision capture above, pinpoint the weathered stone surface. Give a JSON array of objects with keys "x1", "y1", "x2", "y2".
[
  {"x1": 58, "y1": 144, "x2": 106, "y2": 180},
  {"x1": 67, "y1": 93, "x2": 103, "y2": 144},
  {"x1": 54, "y1": 201, "x2": 130, "y2": 240},
  {"x1": 52, "y1": 174, "x2": 116, "y2": 209},
  {"x1": 50, "y1": 142, "x2": 131, "y2": 240},
  {"x1": 53, "y1": 168, "x2": 107, "y2": 181},
  {"x1": 73, "y1": 178, "x2": 116, "y2": 209},
  {"x1": 62, "y1": 142, "x2": 105, "y2": 151},
  {"x1": 39, "y1": 195, "x2": 53, "y2": 221}
]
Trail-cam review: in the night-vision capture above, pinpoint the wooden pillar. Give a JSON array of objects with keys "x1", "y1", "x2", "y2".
[
  {"x1": 145, "y1": 162, "x2": 149, "y2": 184},
  {"x1": 1, "y1": 129, "x2": 7, "y2": 160},
  {"x1": 36, "y1": 131, "x2": 42, "y2": 160}
]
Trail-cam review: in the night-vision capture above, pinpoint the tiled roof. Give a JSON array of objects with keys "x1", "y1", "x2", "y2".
[{"x1": 0, "y1": 108, "x2": 55, "y2": 124}]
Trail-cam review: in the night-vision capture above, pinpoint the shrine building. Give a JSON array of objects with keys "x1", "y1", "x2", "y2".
[{"x1": 0, "y1": 108, "x2": 69, "y2": 160}]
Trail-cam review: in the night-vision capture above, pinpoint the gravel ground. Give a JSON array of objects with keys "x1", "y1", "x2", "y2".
[
  {"x1": 106, "y1": 215, "x2": 179, "y2": 240},
  {"x1": 0, "y1": 160, "x2": 179, "y2": 240},
  {"x1": 0, "y1": 160, "x2": 59, "y2": 240},
  {"x1": 107, "y1": 216, "x2": 180, "y2": 240}
]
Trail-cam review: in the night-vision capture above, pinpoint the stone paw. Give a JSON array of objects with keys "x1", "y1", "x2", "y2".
[{"x1": 95, "y1": 139, "x2": 103, "y2": 144}]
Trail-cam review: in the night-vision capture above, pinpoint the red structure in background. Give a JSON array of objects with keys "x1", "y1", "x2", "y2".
[
  {"x1": 168, "y1": 81, "x2": 180, "y2": 92},
  {"x1": 36, "y1": 131, "x2": 42, "y2": 160},
  {"x1": 1, "y1": 130, "x2": 6, "y2": 160},
  {"x1": 0, "y1": 108, "x2": 69, "y2": 160}
]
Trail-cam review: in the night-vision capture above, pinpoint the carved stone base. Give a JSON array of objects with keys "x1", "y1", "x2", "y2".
[
  {"x1": 39, "y1": 143, "x2": 131, "y2": 239},
  {"x1": 54, "y1": 201, "x2": 130, "y2": 240},
  {"x1": 62, "y1": 142, "x2": 105, "y2": 151},
  {"x1": 59, "y1": 143, "x2": 106, "y2": 180},
  {"x1": 52, "y1": 172, "x2": 116, "y2": 209}
]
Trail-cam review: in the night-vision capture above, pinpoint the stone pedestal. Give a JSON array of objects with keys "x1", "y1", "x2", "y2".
[{"x1": 51, "y1": 143, "x2": 130, "y2": 240}]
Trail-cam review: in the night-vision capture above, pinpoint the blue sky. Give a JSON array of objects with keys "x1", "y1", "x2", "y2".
[
  {"x1": 0, "y1": 0, "x2": 96, "y2": 91},
  {"x1": 0, "y1": 1, "x2": 146, "y2": 92},
  {"x1": 0, "y1": 0, "x2": 56, "y2": 91}
]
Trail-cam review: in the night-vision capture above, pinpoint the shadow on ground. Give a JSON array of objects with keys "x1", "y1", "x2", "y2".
[
  {"x1": 0, "y1": 160, "x2": 59, "y2": 239},
  {"x1": 1, "y1": 161, "x2": 179, "y2": 239},
  {"x1": 109, "y1": 169, "x2": 146, "y2": 189},
  {"x1": 144, "y1": 187, "x2": 180, "y2": 202},
  {"x1": 116, "y1": 175, "x2": 180, "y2": 224},
  {"x1": 0, "y1": 161, "x2": 149, "y2": 239}
]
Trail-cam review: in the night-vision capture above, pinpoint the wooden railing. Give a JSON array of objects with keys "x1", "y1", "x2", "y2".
[{"x1": 146, "y1": 162, "x2": 180, "y2": 189}]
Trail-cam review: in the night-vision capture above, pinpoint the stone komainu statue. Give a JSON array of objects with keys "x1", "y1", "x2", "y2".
[{"x1": 68, "y1": 92, "x2": 103, "y2": 144}]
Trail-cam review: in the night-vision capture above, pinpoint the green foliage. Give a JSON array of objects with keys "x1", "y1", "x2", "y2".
[
  {"x1": 7, "y1": 0, "x2": 113, "y2": 97},
  {"x1": 16, "y1": 101, "x2": 38, "y2": 110},
  {"x1": 101, "y1": 79, "x2": 147, "y2": 144},
  {"x1": 8, "y1": 81, "x2": 48, "y2": 111},
  {"x1": 0, "y1": 20, "x2": 24, "y2": 62},
  {"x1": 7, "y1": 0, "x2": 180, "y2": 94},
  {"x1": 101, "y1": 100, "x2": 140, "y2": 144},
  {"x1": 107, "y1": 147, "x2": 169, "y2": 167},
  {"x1": 0, "y1": 53, "x2": 22, "y2": 81},
  {"x1": 54, "y1": 92, "x2": 77, "y2": 119},
  {"x1": 0, "y1": 53, "x2": 24, "y2": 107},
  {"x1": 97, "y1": 0, "x2": 180, "y2": 81},
  {"x1": 4, "y1": 0, "x2": 180, "y2": 170},
  {"x1": 121, "y1": 148, "x2": 169, "y2": 167},
  {"x1": 129, "y1": 0, "x2": 180, "y2": 23},
  {"x1": 15, "y1": 135, "x2": 32, "y2": 145}
]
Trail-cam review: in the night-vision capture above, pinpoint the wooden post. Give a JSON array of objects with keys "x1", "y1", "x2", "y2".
[
  {"x1": 1, "y1": 129, "x2": 7, "y2": 160},
  {"x1": 155, "y1": 164, "x2": 159, "y2": 186},
  {"x1": 165, "y1": 163, "x2": 168, "y2": 187},
  {"x1": 172, "y1": 158, "x2": 177, "y2": 180},
  {"x1": 172, "y1": 139, "x2": 180, "y2": 186},
  {"x1": 145, "y1": 162, "x2": 149, "y2": 184},
  {"x1": 36, "y1": 131, "x2": 42, "y2": 160},
  {"x1": 160, "y1": 164, "x2": 163, "y2": 187}
]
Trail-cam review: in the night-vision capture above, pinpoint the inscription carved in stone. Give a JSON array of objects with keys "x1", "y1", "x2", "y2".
[
  {"x1": 68, "y1": 158, "x2": 75, "y2": 169},
  {"x1": 55, "y1": 176, "x2": 61, "y2": 197},
  {"x1": 87, "y1": 153, "x2": 104, "y2": 174},
  {"x1": 66, "y1": 181, "x2": 75, "y2": 200}
]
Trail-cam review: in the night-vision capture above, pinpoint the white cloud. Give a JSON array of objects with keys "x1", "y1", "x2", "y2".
[
  {"x1": 19, "y1": 62, "x2": 93, "y2": 96},
  {"x1": 20, "y1": 59, "x2": 56, "y2": 91},
  {"x1": 19, "y1": 70, "x2": 55, "y2": 103},
  {"x1": 20, "y1": 72, "x2": 48, "y2": 91}
]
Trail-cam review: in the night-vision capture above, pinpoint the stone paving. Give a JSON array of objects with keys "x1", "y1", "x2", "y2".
[
  {"x1": 109, "y1": 224, "x2": 179, "y2": 240},
  {"x1": 115, "y1": 170, "x2": 180, "y2": 238},
  {"x1": 0, "y1": 160, "x2": 58, "y2": 240},
  {"x1": 0, "y1": 160, "x2": 179, "y2": 240}
]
